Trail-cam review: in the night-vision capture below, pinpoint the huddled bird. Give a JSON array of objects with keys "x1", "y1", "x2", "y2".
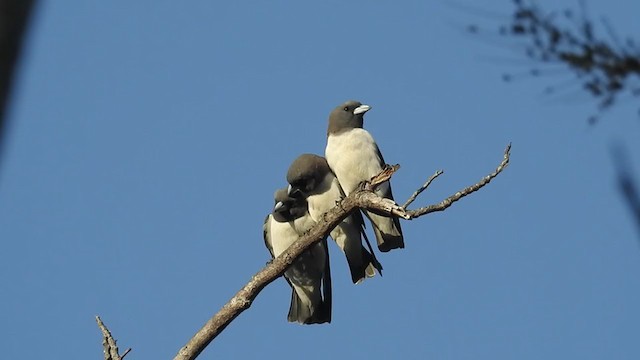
[
  {"x1": 265, "y1": 100, "x2": 403, "y2": 324},
  {"x1": 325, "y1": 100, "x2": 404, "y2": 252},
  {"x1": 263, "y1": 188, "x2": 332, "y2": 324},
  {"x1": 286, "y1": 153, "x2": 382, "y2": 284}
]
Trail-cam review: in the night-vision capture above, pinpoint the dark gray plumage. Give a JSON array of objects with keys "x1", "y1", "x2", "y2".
[
  {"x1": 263, "y1": 188, "x2": 331, "y2": 324},
  {"x1": 286, "y1": 153, "x2": 382, "y2": 283},
  {"x1": 325, "y1": 100, "x2": 404, "y2": 252}
]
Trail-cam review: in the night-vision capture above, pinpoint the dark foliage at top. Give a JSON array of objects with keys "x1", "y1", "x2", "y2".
[{"x1": 468, "y1": 0, "x2": 640, "y2": 124}]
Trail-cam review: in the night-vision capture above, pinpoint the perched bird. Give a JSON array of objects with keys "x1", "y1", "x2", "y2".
[
  {"x1": 325, "y1": 100, "x2": 404, "y2": 252},
  {"x1": 263, "y1": 188, "x2": 332, "y2": 324},
  {"x1": 286, "y1": 153, "x2": 382, "y2": 284}
]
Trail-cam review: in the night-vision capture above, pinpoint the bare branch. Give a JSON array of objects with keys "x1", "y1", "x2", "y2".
[
  {"x1": 96, "y1": 316, "x2": 128, "y2": 360},
  {"x1": 173, "y1": 144, "x2": 511, "y2": 360},
  {"x1": 173, "y1": 198, "x2": 357, "y2": 360},
  {"x1": 406, "y1": 143, "x2": 511, "y2": 218},
  {"x1": 356, "y1": 143, "x2": 511, "y2": 220},
  {"x1": 402, "y1": 170, "x2": 444, "y2": 209}
]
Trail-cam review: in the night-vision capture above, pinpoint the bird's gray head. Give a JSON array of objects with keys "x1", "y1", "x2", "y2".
[
  {"x1": 327, "y1": 100, "x2": 371, "y2": 135},
  {"x1": 286, "y1": 154, "x2": 331, "y2": 198},
  {"x1": 272, "y1": 187, "x2": 308, "y2": 222}
]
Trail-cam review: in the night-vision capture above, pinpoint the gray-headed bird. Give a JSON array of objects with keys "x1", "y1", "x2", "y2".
[
  {"x1": 325, "y1": 100, "x2": 404, "y2": 252},
  {"x1": 286, "y1": 153, "x2": 382, "y2": 284}
]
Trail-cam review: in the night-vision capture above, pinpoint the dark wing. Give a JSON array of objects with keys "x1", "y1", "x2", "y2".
[
  {"x1": 359, "y1": 221, "x2": 383, "y2": 274},
  {"x1": 320, "y1": 237, "x2": 332, "y2": 323},
  {"x1": 372, "y1": 142, "x2": 403, "y2": 237},
  {"x1": 263, "y1": 214, "x2": 275, "y2": 257},
  {"x1": 353, "y1": 208, "x2": 383, "y2": 273},
  {"x1": 369, "y1": 141, "x2": 404, "y2": 251},
  {"x1": 373, "y1": 141, "x2": 387, "y2": 167}
]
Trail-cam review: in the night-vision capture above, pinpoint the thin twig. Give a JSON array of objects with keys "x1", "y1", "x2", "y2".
[
  {"x1": 402, "y1": 170, "x2": 444, "y2": 209},
  {"x1": 405, "y1": 143, "x2": 511, "y2": 218}
]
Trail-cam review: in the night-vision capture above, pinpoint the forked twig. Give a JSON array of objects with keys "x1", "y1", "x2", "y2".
[{"x1": 402, "y1": 170, "x2": 444, "y2": 209}]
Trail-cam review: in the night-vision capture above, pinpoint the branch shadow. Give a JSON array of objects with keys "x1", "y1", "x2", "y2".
[{"x1": 611, "y1": 142, "x2": 640, "y2": 240}]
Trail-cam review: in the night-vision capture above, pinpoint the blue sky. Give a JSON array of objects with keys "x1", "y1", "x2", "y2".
[{"x1": 2, "y1": 1, "x2": 640, "y2": 359}]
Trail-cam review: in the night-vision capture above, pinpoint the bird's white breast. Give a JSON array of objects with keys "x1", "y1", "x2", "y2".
[
  {"x1": 326, "y1": 128, "x2": 383, "y2": 195},
  {"x1": 267, "y1": 215, "x2": 323, "y2": 292},
  {"x1": 268, "y1": 216, "x2": 300, "y2": 257},
  {"x1": 306, "y1": 174, "x2": 343, "y2": 222}
]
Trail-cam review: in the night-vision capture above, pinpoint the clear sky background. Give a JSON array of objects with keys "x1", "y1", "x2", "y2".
[{"x1": 2, "y1": 1, "x2": 640, "y2": 359}]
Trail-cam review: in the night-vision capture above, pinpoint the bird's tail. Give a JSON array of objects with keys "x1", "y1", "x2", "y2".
[
  {"x1": 333, "y1": 214, "x2": 383, "y2": 283},
  {"x1": 287, "y1": 289, "x2": 312, "y2": 324},
  {"x1": 287, "y1": 288, "x2": 331, "y2": 324},
  {"x1": 361, "y1": 230, "x2": 383, "y2": 278},
  {"x1": 365, "y1": 210, "x2": 404, "y2": 252},
  {"x1": 287, "y1": 239, "x2": 332, "y2": 325}
]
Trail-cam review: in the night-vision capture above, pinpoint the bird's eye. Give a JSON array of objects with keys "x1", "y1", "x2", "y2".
[{"x1": 343, "y1": 106, "x2": 349, "y2": 111}]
